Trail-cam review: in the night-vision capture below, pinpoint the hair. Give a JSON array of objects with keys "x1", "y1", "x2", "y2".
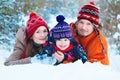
[{"x1": 25, "y1": 39, "x2": 44, "y2": 57}]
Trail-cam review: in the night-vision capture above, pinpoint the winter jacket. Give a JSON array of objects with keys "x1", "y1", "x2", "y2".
[
  {"x1": 42, "y1": 42, "x2": 87, "y2": 64},
  {"x1": 70, "y1": 23, "x2": 109, "y2": 65},
  {"x1": 47, "y1": 31, "x2": 87, "y2": 64},
  {"x1": 4, "y1": 28, "x2": 31, "y2": 66}
]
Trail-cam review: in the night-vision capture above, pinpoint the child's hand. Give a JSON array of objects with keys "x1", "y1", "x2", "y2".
[{"x1": 52, "y1": 51, "x2": 64, "y2": 63}]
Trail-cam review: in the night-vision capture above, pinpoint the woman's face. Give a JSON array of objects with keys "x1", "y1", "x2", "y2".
[
  {"x1": 32, "y1": 26, "x2": 48, "y2": 44},
  {"x1": 56, "y1": 38, "x2": 70, "y2": 50},
  {"x1": 77, "y1": 19, "x2": 94, "y2": 37}
]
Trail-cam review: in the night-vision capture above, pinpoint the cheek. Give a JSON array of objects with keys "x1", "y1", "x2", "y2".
[
  {"x1": 32, "y1": 36, "x2": 38, "y2": 43},
  {"x1": 88, "y1": 27, "x2": 94, "y2": 33},
  {"x1": 76, "y1": 23, "x2": 80, "y2": 30},
  {"x1": 56, "y1": 42, "x2": 60, "y2": 47},
  {"x1": 77, "y1": 24, "x2": 84, "y2": 31},
  {"x1": 66, "y1": 42, "x2": 70, "y2": 46},
  {"x1": 32, "y1": 34, "x2": 38, "y2": 40},
  {"x1": 44, "y1": 33, "x2": 48, "y2": 38},
  {"x1": 32, "y1": 35, "x2": 44, "y2": 44}
]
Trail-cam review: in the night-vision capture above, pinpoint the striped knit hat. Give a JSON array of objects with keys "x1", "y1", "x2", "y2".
[
  {"x1": 52, "y1": 15, "x2": 72, "y2": 41},
  {"x1": 77, "y1": 2, "x2": 99, "y2": 26}
]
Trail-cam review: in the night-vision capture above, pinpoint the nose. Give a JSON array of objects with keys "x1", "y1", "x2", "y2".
[
  {"x1": 61, "y1": 40, "x2": 66, "y2": 44},
  {"x1": 81, "y1": 24, "x2": 86, "y2": 29},
  {"x1": 39, "y1": 32, "x2": 45, "y2": 37}
]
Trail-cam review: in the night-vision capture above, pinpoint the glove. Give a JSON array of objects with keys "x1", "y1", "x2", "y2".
[
  {"x1": 81, "y1": 56, "x2": 87, "y2": 63},
  {"x1": 31, "y1": 54, "x2": 57, "y2": 65}
]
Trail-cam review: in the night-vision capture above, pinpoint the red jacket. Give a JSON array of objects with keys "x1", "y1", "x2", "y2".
[{"x1": 70, "y1": 23, "x2": 109, "y2": 65}]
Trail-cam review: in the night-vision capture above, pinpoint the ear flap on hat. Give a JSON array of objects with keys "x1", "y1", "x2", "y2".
[{"x1": 71, "y1": 21, "x2": 79, "y2": 36}]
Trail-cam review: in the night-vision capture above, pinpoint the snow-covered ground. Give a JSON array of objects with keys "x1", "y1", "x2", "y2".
[
  {"x1": 0, "y1": 13, "x2": 120, "y2": 80},
  {"x1": 0, "y1": 1, "x2": 120, "y2": 79},
  {"x1": 0, "y1": 60, "x2": 120, "y2": 80},
  {"x1": 0, "y1": 48, "x2": 120, "y2": 80}
]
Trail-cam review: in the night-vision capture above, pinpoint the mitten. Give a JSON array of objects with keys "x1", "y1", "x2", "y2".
[{"x1": 31, "y1": 54, "x2": 57, "y2": 65}]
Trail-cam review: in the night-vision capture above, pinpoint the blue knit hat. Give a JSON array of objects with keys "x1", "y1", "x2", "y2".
[{"x1": 51, "y1": 15, "x2": 72, "y2": 41}]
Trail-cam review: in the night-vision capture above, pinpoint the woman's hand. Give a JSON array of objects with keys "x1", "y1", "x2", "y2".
[{"x1": 52, "y1": 51, "x2": 64, "y2": 63}]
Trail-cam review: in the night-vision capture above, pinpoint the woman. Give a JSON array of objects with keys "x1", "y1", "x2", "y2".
[
  {"x1": 4, "y1": 12, "x2": 64, "y2": 66},
  {"x1": 70, "y1": 2, "x2": 109, "y2": 65}
]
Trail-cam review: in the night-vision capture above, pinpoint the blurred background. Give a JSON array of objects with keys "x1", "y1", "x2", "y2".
[{"x1": 0, "y1": 0, "x2": 120, "y2": 55}]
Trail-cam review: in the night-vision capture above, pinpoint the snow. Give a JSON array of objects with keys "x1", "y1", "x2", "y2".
[
  {"x1": 113, "y1": 32, "x2": 120, "y2": 39},
  {"x1": 118, "y1": 23, "x2": 120, "y2": 30},
  {"x1": 0, "y1": 1, "x2": 120, "y2": 80},
  {"x1": 0, "y1": 48, "x2": 120, "y2": 80},
  {"x1": 0, "y1": 11, "x2": 120, "y2": 80},
  {"x1": 117, "y1": 14, "x2": 120, "y2": 20},
  {"x1": 0, "y1": 21, "x2": 120, "y2": 80},
  {"x1": 0, "y1": 60, "x2": 120, "y2": 80}
]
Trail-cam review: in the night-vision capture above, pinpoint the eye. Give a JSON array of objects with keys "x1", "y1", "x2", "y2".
[
  {"x1": 43, "y1": 30, "x2": 48, "y2": 33},
  {"x1": 64, "y1": 39, "x2": 67, "y2": 41},
  {"x1": 36, "y1": 31, "x2": 40, "y2": 33},
  {"x1": 64, "y1": 38, "x2": 68, "y2": 41},
  {"x1": 79, "y1": 21, "x2": 83, "y2": 24},
  {"x1": 87, "y1": 22, "x2": 91, "y2": 25}
]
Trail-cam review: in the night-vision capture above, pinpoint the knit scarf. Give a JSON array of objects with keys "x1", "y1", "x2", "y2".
[{"x1": 54, "y1": 43, "x2": 74, "y2": 53}]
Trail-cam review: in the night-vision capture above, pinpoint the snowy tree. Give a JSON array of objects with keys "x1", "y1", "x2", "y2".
[
  {"x1": 0, "y1": 0, "x2": 23, "y2": 50},
  {"x1": 0, "y1": 0, "x2": 119, "y2": 55},
  {"x1": 98, "y1": 0, "x2": 120, "y2": 54}
]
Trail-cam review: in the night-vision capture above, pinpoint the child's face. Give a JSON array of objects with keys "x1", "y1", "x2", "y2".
[
  {"x1": 77, "y1": 19, "x2": 94, "y2": 37},
  {"x1": 56, "y1": 38, "x2": 70, "y2": 50}
]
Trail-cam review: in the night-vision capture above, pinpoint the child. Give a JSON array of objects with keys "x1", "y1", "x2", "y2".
[{"x1": 31, "y1": 15, "x2": 87, "y2": 65}]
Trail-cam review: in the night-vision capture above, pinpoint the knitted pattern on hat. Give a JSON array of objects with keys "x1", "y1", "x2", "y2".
[
  {"x1": 51, "y1": 15, "x2": 72, "y2": 40},
  {"x1": 26, "y1": 12, "x2": 49, "y2": 41},
  {"x1": 77, "y1": 1, "x2": 99, "y2": 26}
]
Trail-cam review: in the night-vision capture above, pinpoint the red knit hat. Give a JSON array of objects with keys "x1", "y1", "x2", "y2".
[
  {"x1": 26, "y1": 12, "x2": 49, "y2": 40},
  {"x1": 77, "y1": 2, "x2": 99, "y2": 26}
]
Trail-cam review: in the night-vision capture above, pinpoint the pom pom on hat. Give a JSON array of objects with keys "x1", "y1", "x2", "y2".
[
  {"x1": 26, "y1": 12, "x2": 49, "y2": 41},
  {"x1": 77, "y1": 1, "x2": 99, "y2": 26},
  {"x1": 56, "y1": 15, "x2": 65, "y2": 22},
  {"x1": 29, "y1": 12, "x2": 37, "y2": 18},
  {"x1": 51, "y1": 15, "x2": 72, "y2": 41},
  {"x1": 89, "y1": 1, "x2": 95, "y2": 5}
]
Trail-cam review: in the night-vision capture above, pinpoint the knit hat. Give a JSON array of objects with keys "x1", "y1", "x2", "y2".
[
  {"x1": 77, "y1": 2, "x2": 99, "y2": 26},
  {"x1": 51, "y1": 15, "x2": 72, "y2": 41},
  {"x1": 26, "y1": 12, "x2": 49, "y2": 40}
]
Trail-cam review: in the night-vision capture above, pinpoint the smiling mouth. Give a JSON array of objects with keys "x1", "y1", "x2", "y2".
[
  {"x1": 80, "y1": 29, "x2": 86, "y2": 32},
  {"x1": 39, "y1": 38, "x2": 46, "y2": 40},
  {"x1": 60, "y1": 45, "x2": 66, "y2": 48}
]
